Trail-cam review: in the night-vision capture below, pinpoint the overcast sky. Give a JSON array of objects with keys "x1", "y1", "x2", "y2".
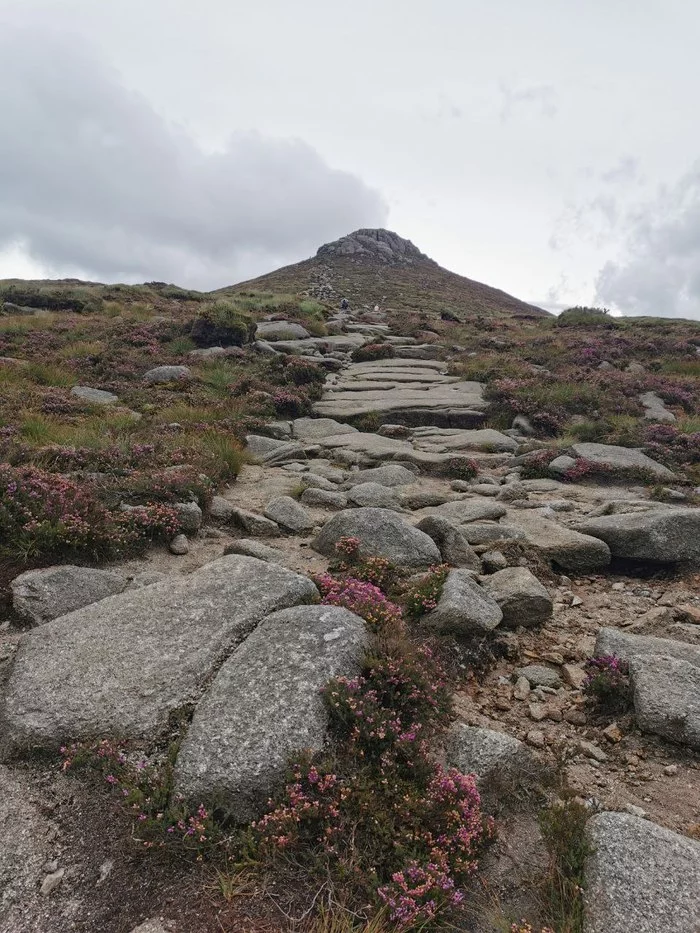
[{"x1": 1, "y1": 0, "x2": 700, "y2": 318}]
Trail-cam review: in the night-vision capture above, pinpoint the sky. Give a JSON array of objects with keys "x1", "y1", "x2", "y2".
[{"x1": 1, "y1": 0, "x2": 700, "y2": 318}]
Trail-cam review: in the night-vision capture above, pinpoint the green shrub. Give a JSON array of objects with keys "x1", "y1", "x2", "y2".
[
  {"x1": 555, "y1": 306, "x2": 615, "y2": 328},
  {"x1": 538, "y1": 801, "x2": 592, "y2": 933},
  {"x1": 191, "y1": 300, "x2": 256, "y2": 348}
]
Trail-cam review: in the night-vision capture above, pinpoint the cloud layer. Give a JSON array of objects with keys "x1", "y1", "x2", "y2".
[
  {"x1": 0, "y1": 27, "x2": 387, "y2": 288},
  {"x1": 596, "y1": 164, "x2": 700, "y2": 318}
]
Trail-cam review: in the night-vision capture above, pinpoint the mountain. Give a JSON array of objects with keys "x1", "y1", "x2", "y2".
[{"x1": 226, "y1": 228, "x2": 550, "y2": 319}]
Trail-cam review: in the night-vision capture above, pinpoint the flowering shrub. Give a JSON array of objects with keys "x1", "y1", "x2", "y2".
[
  {"x1": 330, "y1": 537, "x2": 398, "y2": 591},
  {"x1": 402, "y1": 565, "x2": 450, "y2": 618},
  {"x1": 0, "y1": 464, "x2": 177, "y2": 561},
  {"x1": 255, "y1": 649, "x2": 481, "y2": 929},
  {"x1": 272, "y1": 388, "x2": 312, "y2": 418},
  {"x1": 60, "y1": 739, "x2": 217, "y2": 855},
  {"x1": 520, "y1": 449, "x2": 558, "y2": 479},
  {"x1": 351, "y1": 343, "x2": 395, "y2": 363},
  {"x1": 583, "y1": 655, "x2": 631, "y2": 712},
  {"x1": 283, "y1": 358, "x2": 326, "y2": 387},
  {"x1": 315, "y1": 574, "x2": 403, "y2": 631},
  {"x1": 443, "y1": 456, "x2": 478, "y2": 480}
]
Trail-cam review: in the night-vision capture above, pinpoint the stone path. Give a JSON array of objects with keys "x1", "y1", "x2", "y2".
[{"x1": 1, "y1": 305, "x2": 699, "y2": 930}]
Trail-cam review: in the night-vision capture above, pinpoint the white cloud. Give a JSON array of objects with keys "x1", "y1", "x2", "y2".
[
  {"x1": 0, "y1": 26, "x2": 387, "y2": 288},
  {"x1": 596, "y1": 163, "x2": 700, "y2": 317}
]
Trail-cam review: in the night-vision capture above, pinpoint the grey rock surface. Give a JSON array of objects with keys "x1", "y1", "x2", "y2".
[
  {"x1": 504, "y1": 509, "x2": 611, "y2": 572},
  {"x1": 70, "y1": 385, "x2": 119, "y2": 405},
  {"x1": 595, "y1": 627, "x2": 700, "y2": 668},
  {"x1": 174, "y1": 501, "x2": 202, "y2": 534},
  {"x1": 313, "y1": 508, "x2": 441, "y2": 568},
  {"x1": 345, "y1": 464, "x2": 417, "y2": 487},
  {"x1": 231, "y1": 507, "x2": 280, "y2": 536},
  {"x1": 431, "y1": 500, "x2": 507, "y2": 524},
  {"x1": 346, "y1": 482, "x2": 403, "y2": 511},
  {"x1": 168, "y1": 533, "x2": 189, "y2": 555},
  {"x1": 299, "y1": 473, "x2": 337, "y2": 491},
  {"x1": 584, "y1": 811, "x2": 700, "y2": 933},
  {"x1": 245, "y1": 434, "x2": 306, "y2": 465},
  {"x1": 445, "y1": 723, "x2": 538, "y2": 788},
  {"x1": 11, "y1": 565, "x2": 129, "y2": 626},
  {"x1": 548, "y1": 455, "x2": 577, "y2": 476},
  {"x1": 209, "y1": 495, "x2": 237, "y2": 521},
  {"x1": 424, "y1": 569, "x2": 502, "y2": 634},
  {"x1": 292, "y1": 417, "x2": 358, "y2": 440},
  {"x1": 223, "y1": 539, "x2": 287, "y2": 563},
  {"x1": 174, "y1": 606, "x2": 369, "y2": 821},
  {"x1": 629, "y1": 655, "x2": 700, "y2": 750},
  {"x1": 516, "y1": 665, "x2": 562, "y2": 688},
  {"x1": 263, "y1": 496, "x2": 314, "y2": 533},
  {"x1": 459, "y1": 523, "x2": 526, "y2": 545},
  {"x1": 415, "y1": 515, "x2": 480, "y2": 569},
  {"x1": 1, "y1": 556, "x2": 318, "y2": 751},
  {"x1": 570, "y1": 442, "x2": 674, "y2": 480},
  {"x1": 480, "y1": 567, "x2": 552, "y2": 628},
  {"x1": 574, "y1": 508, "x2": 700, "y2": 563},
  {"x1": 640, "y1": 391, "x2": 676, "y2": 423},
  {"x1": 142, "y1": 365, "x2": 191, "y2": 383},
  {"x1": 300, "y1": 488, "x2": 348, "y2": 509},
  {"x1": 256, "y1": 321, "x2": 310, "y2": 341}
]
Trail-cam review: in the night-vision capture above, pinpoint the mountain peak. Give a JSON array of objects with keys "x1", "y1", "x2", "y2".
[{"x1": 316, "y1": 228, "x2": 434, "y2": 266}]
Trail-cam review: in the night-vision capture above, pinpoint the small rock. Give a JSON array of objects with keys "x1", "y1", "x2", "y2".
[
  {"x1": 263, "y1": 496, "x2": 314, "y2": 533},
  {"x1": 174, "y1": 501, "x2": 202, "y2": 534},
  {"x1": 142, "y1": 365, "x2": 191, "y2": 383},
  {"x1": 223, "y1": 539, "x2": 286, "y2": 564},
  {"x1": 300, "y1": 488, "x2": 348, "y2": 510},
  {"x1": 664, "y1": 764, "x2": 679, "y2": 776},
  {"x1": 565, "y1": 709, "x2": 587, "y2": 726},
  {"x1": 526, "y1": 730, "x2": 546, "y2": 748},
  {"x1": 622, "y1": 804, "x2": 647, "y2": 818},
  {"x1": 513, "y1": 676, "x2": 531, "y2": 700},
  {"x1": 231, "y1": 508, "x2": 279, "y2": 537},
  {"x1": 517, "y1": 664, "x2": 562, "y2": 689},
  {"x1": 424, "y1": 569, "x2": 503, "y2": 635},
  {"x1": 602, "y1": 723, "x2": 623, "y2": 743},
  {"x1": 168, "y1": 534, "x2": 189, "y2": 555},
  {"x1": 481, "y1": 550, "x2": 508, "y2": 573},
  {"x1": 529, "y1": 703, "x2": 547, "y2": 721},
  {"x1": 209, "y1": 496, "x2": 236, "y2": 521},
  {"x1": 579, "y1": 739, "x2": 608, "y2": 762},
  {"x1": 96, "y1": 859, "x2": 114, "y2": 885},
  {"x1": 71, "y1": 385, "x2": 119, "y2": 405},
  {"x1": 561, "y1": 664, "x2": 587, "y2": 689},
  {"x1": 40, "y1": 868, "x2": 65, "y2": 895},
  {"x1": 481, "y1": 567, "x2": 553, "y2": 628}
]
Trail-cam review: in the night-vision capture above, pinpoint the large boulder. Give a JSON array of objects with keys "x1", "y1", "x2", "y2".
[
  {"x1": 584, "y1": 812, "x2": 700, "y2": 933},
  {"x1": 574, "y1": 509, "x2": 700, "y2": 563},
  {"x1": 504, "y1": 509, "x2": 611, "y2": 572},
  {"x1": 570, "y1": 442, "x2": 674, "y2": 481},
  {"x1": 415, "y1": 515, "x2": 480, "y2": 570},
  {"x1": 11, "y1": 565, "x2": 128, "y2": 626},
  {"x1": 346, "y1": 482, "x2": 403, "y2": 511},
  {"x1": 263, "y1": 496, "x2": 314, "y2": 533},
  {"x1": 595, "y1": 629, "x2": 700, "y2": 750},
  {"x1": 312, "y1": 508, "x2": 440, "y2": 569},
  {"x1": 480, "y1": 567, "x2": 552, "y2": 628},
  {"x1": 424, "y1": 569, "x2": 502, "y2": 635},
  {"x1": 173, "y1": 606, "x2": 369, "y2": 821},
  {"x1": 0, "y1": 556, "x2": 318, "y2": 753},
  {"x1": 629, "y1": 655, "x2": 700, "y2": 750},
  {"x1": 445, "y1": 723, "x2": 538, "y2": 789}
]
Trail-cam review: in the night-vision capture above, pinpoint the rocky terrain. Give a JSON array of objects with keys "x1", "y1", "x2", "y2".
[{"x1": 0, "y1": 232, "x2": 699, "y2": 933}]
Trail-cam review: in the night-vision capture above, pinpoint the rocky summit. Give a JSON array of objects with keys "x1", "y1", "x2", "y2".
[{"x1": 0, "y1": 245, "x2": 699, "y2": 932}]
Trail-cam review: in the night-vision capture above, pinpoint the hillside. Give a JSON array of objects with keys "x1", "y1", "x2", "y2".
[
  {"x1": 0, "y1": 251, "x2": 699, "y2": 933},
  {"x1": 228, "y1": 228, "x2": 550, "y2": 320}
]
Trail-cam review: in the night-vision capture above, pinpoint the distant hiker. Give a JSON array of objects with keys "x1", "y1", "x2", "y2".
[
  {"x1": 340, "y1": 298, "x2": 349, "y2": 310},
  {"x1": 374, "y1": 304, "x2": 380, "y2": 313}
]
